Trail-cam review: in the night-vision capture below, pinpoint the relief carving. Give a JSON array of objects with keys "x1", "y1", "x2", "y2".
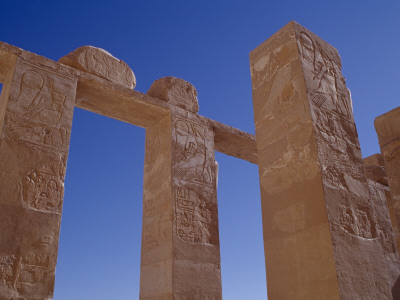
[
  {"x1": 339, "y1": 204, "x2": 377, "y2": 239},
  {"x1": 175, "y1": 187, "x2": 217, "y2": 245},
  {"x1": 174, "y1": 118, "x2": 214, "y2": 187},
  {"x1": 18, "y1": 235, "x2": 56, "y2": 286},
  {"x1": 0, "y1": 255, "x2": 19, "y2": 288},
  {"x1": 298, "y1": 31, "x2": 352, "y2": 119},
  {"x1": 0, "y1": 234, "x2": 56, "y2": 292},
  {"x1": 59, "y1": 46, "x2": 136, "y2": 89},
  {"x1": 6, "y1": 61, "x2": 74, "y2": 153},
  {"x1": 22, "y1": 158, "x2": 65, "y2": 213}
]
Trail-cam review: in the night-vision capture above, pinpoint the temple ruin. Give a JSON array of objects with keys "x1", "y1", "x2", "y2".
[{"x1": 0, "y1": 21, "x2": 399, "y2": 299}]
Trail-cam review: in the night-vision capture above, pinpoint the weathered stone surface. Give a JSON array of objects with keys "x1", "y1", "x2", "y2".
[
  {"x1": 250, "y1": 21, "x2": 399, "y2": 299},
  {"x1": 140, "y1": 79, "x2": 221, "y2": 299},
  {"x1": 364, "y1": 153, "x2": 388, "y2": 186},
  {"x1": 59, "y1": 46, "x2": 136, "y2": 89},
  {"x1": 0, "y1": 51, "x2": 77, "y2": 299},
  {"x1": 147, "y1": 76, "x2": 199, "y2": 113},
  {"x1": 376, "y1": 106, "x2": 400, "y2": 258}
]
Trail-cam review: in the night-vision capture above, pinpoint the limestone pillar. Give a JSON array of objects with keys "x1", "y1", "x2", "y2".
[
  {"x1": 0, "y1": 52, "x2": 77, "y2": 299},
  {"x1": 375, "y1": 107, "x2": 400, "y2": 251},
  {"x1": 140, "y1": 77, "x2": 221, "y2": 299},
  {"x1": 250, "y1": 21, "x2": 398, "y2": 299}
]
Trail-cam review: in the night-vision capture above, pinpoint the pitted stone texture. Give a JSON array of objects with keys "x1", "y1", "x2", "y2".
[
  {"x1": 0, "y1": 53, "x2": 77, "y2": 299},
  {"x1": 250, "y1": 21, "x2": 398, "y2": 299},
  {"x1": 147, "y1": 77, "x2": 199, "y2": 113},
  {"x1": 375, "y1": 106, "x2": 400, "y2": 257},
  {"x1": 59, "y1": 46, "x2": 136, "y2": 89},
  {"x1": 363, "y1": 154, "x2": 388, "y2": 186}
]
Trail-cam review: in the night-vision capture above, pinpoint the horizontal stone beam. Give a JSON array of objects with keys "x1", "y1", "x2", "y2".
[
  {"x1": 210, "y1": 119, "x2": 257, "y2": 164},
  {"x1": 75, "y1": 74, "x2": 170, "y2": 128},
  {"x1": 0, "y1": 41, "x2": 257, "y2": 164}
]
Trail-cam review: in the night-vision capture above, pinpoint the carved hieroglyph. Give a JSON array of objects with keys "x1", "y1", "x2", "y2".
[
  {"x1": 250, "y1": 21, "x2": 399, "y2": 299},
  {"x1": 140, "y1": 78, "x2": 221, "y2": 299},
  {"x1": 0, "y1": 53, "x2": 76, "y2": 299},
  {"x1": 375, "y1": 107, "x2": 400, "y2": 254}
]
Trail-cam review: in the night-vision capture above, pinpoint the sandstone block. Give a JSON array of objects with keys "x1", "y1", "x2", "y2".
[
  {"x1": 250, "y1": 21, "x2": 398, "y2": 299},
  {"x1": 375, "y1": 106, "x2": 400, "y2": 257},
  {"x1": 0, "y1": 52, "x2": 77, "y2": 299},
  {"x1": 363, "y1": 153, "x2": 388, "y2": 186},
  {"x1": 147, "y1": 77, "x2": 199, "y2": 113},
  {"x1": 59, "y1": 46, "x2": 136, "y2": 89}
]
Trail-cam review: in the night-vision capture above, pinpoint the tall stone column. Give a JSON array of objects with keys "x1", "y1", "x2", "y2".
[
  {"x1": 0, "y1": 52, "x2": 77, "y2": 299},
  {"x1": 140, "y1": 77, "x2": 221, "y2": 299},
  {"x1": 250, "y1": 21, "x2": 398, "y2": 299},
  {"x1": 375, "y1": 107, "x2": 400, "y2": 251}
]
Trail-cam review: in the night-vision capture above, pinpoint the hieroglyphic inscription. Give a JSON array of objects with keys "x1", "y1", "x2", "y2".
[
  {"x1": 175, "y1": 187, "x2": 217, "y2": 245},
  {"x1": 298, "y1": 31, "x2": 352, "y2": 119},
  {"x1": 174, "y1": 118, "x2": 215, "y2": 187},
  {"x1": 5, "y1": 60, "x2": 75, "y2": 153},
  {"x1": 22, "y1": 158, "x2": 66, "y2": 214}
]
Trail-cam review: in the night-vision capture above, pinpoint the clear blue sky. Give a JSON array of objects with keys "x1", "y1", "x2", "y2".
[{"x1": 1, "y1": 1, "x2": 399, "y2": 299}]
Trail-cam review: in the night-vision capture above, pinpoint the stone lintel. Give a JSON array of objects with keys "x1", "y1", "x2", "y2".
[
  {"x1": 211, "y1": 119, "x2": 257, "y2": 164},
  {"x1": 0, "y1": 41, "x2": 257, "y2": 164}
]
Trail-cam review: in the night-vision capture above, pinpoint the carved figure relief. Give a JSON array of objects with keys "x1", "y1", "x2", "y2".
[
  {"x1": 175, "y1": 187, "x2": 217, "y2": 245},
  {"x1": 174, "y1": 118, "x2": 214, "y2": 187},
  {"x1": 339, "y1": 204, "x2": 376, "y2": 239},
  {"x1": 0, "y1": 255, "x2": 18, "y2": 288},
  {"x1": 298, "y1": 31, "x2": 352, "y2": 119},
  {"x1": 18, "y1": 235, "x2": 56, "y2": 287},
  {"x1": 22, "y1": 158, "x2": 65, "y2": 213},
  {"x1": 6, "y1": 61, "x2": 75, "y2": 153},
  {"x1": 0, "y1": 234, "x2": 56, "y2": 292}
]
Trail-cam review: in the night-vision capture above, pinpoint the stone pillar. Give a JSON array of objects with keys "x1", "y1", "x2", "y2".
[
  {"x1": 375, "y1": 107, "x2": 400, "y2": 251},
  {"x1": 0, "y1": 52, "x2": 77, "y2": 299},
  {"x1": 250, "y1": 21, "x2": 398, "y2": 299},
  {"x1": 140, "y1": 77, "x2": 221, "y2": 299}
]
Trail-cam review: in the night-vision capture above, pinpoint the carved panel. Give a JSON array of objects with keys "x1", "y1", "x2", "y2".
[
  {"x1": 17, "y1": 234, "x2": 56, "y2": 287},
  {"x1": 173, "y1": 118, "x2": 215, "y2": 187},
  {"x1": 21, "y1": 157, "x2": 66, "y2": 214},
  {"x1": 298, "y1": 31, "x2": 352, "y2": 120},
  {"x1": 338, "y1": 203, "x2": 377, "y2": 239},
  {"x1": 175, "y1": 187, "x2": 218, "y2": 245},
  {"x1": 0, "y1": 255, "x2": 18, "y2": 289},
  {"x1": 5, "y1": 59, "x2": 76, "y2": 153}
]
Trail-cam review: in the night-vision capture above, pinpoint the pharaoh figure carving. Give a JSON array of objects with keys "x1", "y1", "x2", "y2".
[
  {"x1": 5, "y1": 60, "x2": 75, "y2": 152},
  {"x1": 299, "y1": 31, "x2": 352, "y2": 118},
  {"x1": 174, "y1": 118, "x2": 214, "y2": 186}
]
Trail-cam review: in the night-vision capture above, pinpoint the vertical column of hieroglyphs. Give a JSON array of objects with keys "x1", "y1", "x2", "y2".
[
  {"x1": 142, "y1": 77, "x2": 222, "y2": 299},
  {"x1": 0, "y1": 51, "x2": 77, "y2": 299},
  {"x1": 250, "y1": 21, "x2": 398, "y2": 299},
  {"x1": 375, "y1": 107, "x2": 400, "y2": 251}
]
